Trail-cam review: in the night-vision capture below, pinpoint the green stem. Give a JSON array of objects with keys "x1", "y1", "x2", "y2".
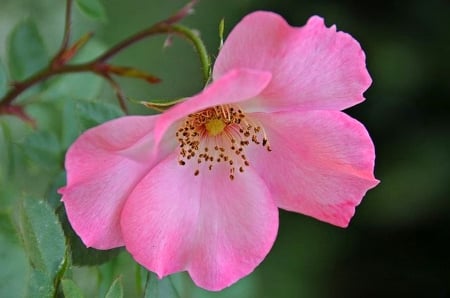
[
  {"x1": 135, "y1": 264, "x2": 143, "y2": 297},
  {"x1": 171, "y1": 24, "x2": 211, "y2": 85}
]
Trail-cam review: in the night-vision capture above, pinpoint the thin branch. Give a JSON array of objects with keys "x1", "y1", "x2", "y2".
[
  {"x1": 53, "y1": 0, "x2": 74, "y2": 63},
  {"x1": 0, "y1": 1, "x2": 205, "y2": 117},
  {"x1": 62, "y1": 0, "x2": 73, "y2": 50},
  {"x1": 1, "y1": 63, "x2": 91, "y2": 106},
  {"x1": 102, "y1": 74, "x2": 128, "y2": 113}
]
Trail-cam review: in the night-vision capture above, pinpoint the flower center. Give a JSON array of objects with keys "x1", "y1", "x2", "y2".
[
  {"x1": 204, "y1": 118, "x2": 226, "y2": 136},
  {"x1": 176, "y1": 104, "x2": 271, "y2": 180}
]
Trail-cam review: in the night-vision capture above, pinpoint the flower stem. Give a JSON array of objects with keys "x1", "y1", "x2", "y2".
[{"x1": 171, "y1": 24, "x2": 211, "y2": 84}]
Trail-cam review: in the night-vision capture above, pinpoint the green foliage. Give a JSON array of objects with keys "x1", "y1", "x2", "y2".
[
  {"x1": 22, "y1": 130, "x2": 62, "y2": 169},
  {"x1": 0, "y1": 212, "x2": 28, "y2": 298},
  {"x1": 75, "y1": 0, "x2": 107, "y2": 21},
  {"x1": 105, "y1": 277, "x2": 124, "y2": 298},
  {"x1": 60, "y1": 98, "x2": 124, "y2": 150},
  {"x1": 0, "y1": 58, "x2": 7, "y2": 98},
  {"x1": 18, "y1": 197, "x2": 67, "y2": 298},
  {"x1": 8, "y1": 20, "x2": 48, "y2": 81},
  {"x1": 58, "y1": 207, "x2": 122, "y2": 266},
  {"x1": 145, "y1": 273, "x2": 180, "y2": 298},
  {"x1": 41, "y1": 39, "x2": 107, "y2": 102},
  {"x1": 62, "y1": 279, "x2": 86, "y2": 298},
  {"x1": 0, "y1": 120, "x2": 14, "y2": 179},
  {"x1": 75, "y1": 100, "x2": 124, "y2": 129},
  {"x1": 26, "y1": 269, "x2": 56, "y2": 298}
]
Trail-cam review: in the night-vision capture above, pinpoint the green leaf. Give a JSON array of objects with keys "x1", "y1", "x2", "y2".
[
  {"x1": 22, "y1": 130, "x2": 62, "y2": 169},
  {"x1": 0, "y1": 121, "x2": 14, "y2": 179},
  {"x1": 59, "y1": 98, "x2": 81, "y2": 150},
  {"x1": 26, "y1": 269, "x2": 54, "y2": 298},
  {"x1": 144, "y1": 272, "x2": 180, "y2": 298},
  {"x1": 18, "y1": 197, "x2": 66, "y2": 295},
  {"x1": 46, "y1": 171, "x2": 66, "y2": 210},
  {"x1": 75, "y1": 0, "x2": 107, "y2": 21},
  {"x1": 57, "y1": 207, "x2": 121, "y2": 266},
  {"x1": 8, "y1": 19, "x2": 48, "y2": 81},
  {"x1": 130, "y1": 96, "x2": 186, "y2": 112},
  {"x1": 218, "y1": 18, "x2": 225, "y2": 50},
  {"x1": 0, "y1": 212, "x2": 28, "y2": 298},
  {"x1": 0, "y1": 58, "x2": 7, "y2": 97},
  {"x1": 76, "y1": 100, "x2": 124, "y2": 129},
  {"x1": 105, "y1": 277, "x2": 124, "y2": 298},
  {"x1": 62, "y1": 279, "x2": 85, "y2": 298}
]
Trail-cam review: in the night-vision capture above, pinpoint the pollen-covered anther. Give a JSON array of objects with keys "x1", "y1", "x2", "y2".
[{"x1": 176, "y1": 104, "x2": 272, "y2": 179}]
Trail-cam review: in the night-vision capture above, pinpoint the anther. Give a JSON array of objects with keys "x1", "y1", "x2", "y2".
[{"x1": 176, "y1": 104, "x2": 271, "y2": 179}]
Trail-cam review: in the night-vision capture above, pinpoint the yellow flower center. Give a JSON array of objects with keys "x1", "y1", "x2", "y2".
[
  {"x1": 176, "y1": 104, "x2": 272, "y2": 180},
  {"x1": 205, "y1": 118, "x2": 226, "y2": 136}
]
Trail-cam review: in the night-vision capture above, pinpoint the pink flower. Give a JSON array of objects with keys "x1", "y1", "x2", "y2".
[{"x1": 60, "y1": 12, "x2": 379, "y2": 291}]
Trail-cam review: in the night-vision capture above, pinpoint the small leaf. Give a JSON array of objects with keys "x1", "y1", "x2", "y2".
[
  {"x1": 8, "y1": 20, "x2": 48, "y2": 81},
  {"x1": 22, "y1": 130, "x2": 62, "y2": 168},
  {"x1": 18, "y1": 198, "x2": 66, "y2": 285},
  {"x1": 218, "y1": 18, "x2": 225, "y2": 49},
  {"x1": 130, "y1": 96, "x2": 186, "y2": 112},
  {"x1": 144, "y1": 272, "x2": 180, "y2": 298},
  {"x1": 105, "y1": 277, "x2": 124, "y2": 298},
  {"x1": 76, "y1": 100, "x2": 124, "y2": 129},
  {"x1": 106, "y1": 65, "x2": 160, "y2": 83},
  {"x1": 62, "y1": 279, "x2": 85, "y2": 298},
  {"x1": 0, "y1": 58, "x2": 7, "y2": 97},
  {"x1": 75, "y1": 0, "x2": 107, "y2": 21}
]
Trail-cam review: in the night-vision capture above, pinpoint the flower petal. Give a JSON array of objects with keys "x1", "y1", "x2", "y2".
[
  {"x1": 214, "y1": 12, "x2": 371, "y2": 112},
  {"x1": 60, "y1": 116, "x2": 166, "y2": 249},
  {"x1": 120, "y1": 153, "x2": 278, "y2": 291},
  {"x1": 153, "y1": 68, "x2": 271, "y2": 148},
  {"x1": 250, "y1": 110, "x2": 379, "y2": 227}
]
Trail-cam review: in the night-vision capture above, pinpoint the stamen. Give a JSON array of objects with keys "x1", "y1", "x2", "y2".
[{"x1": 176, "y1": 104, "x2": 272, "y2": 180}]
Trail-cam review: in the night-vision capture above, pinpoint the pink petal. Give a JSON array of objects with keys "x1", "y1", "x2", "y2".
[
  {"x1": 153, "y1": 68, "x2": 271, "y2": 148},
  {"x1": 60, "y1": 116, "x2": 168, "y2": 249},
  {"x1": 250, "y1": 110, "x2": 379, "y2": 227},
  {"x1": 120, "y1": 153, "x2": 279, "y2": 291},
  {"x1": 213, "y1": 12, "x2": 371, "y2": 112}
]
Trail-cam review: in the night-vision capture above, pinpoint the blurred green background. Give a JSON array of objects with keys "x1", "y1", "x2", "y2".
[{"x1": 1, "y1": 0, "x2": 449, "y2": 297}]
